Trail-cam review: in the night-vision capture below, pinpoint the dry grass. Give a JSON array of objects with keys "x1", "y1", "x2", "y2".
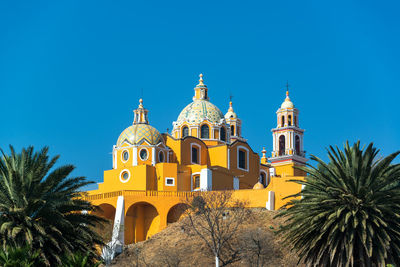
[{"x1": 109, "y1": 209, "x2": 302, "y2": 267}]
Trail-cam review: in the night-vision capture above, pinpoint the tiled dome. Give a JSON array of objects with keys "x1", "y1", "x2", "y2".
[
  {"x1": 176, "y1": 99, "x2": 224, "y2": 125},
  {"x1": 117, "y1": 124, "x2": 162, "y2": 146}
]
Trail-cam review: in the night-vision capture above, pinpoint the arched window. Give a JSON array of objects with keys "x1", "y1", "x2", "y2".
[
  {"x1": 182, "y1": 126, "x2": 189, "y2": 138},
  {"x1": 220, "y1": 127, "x2": 226, "y2": 141},
  {"x1": 260, "y1": 172, "x2": 266, "y2": 186},
  {"x1": 230, "y1": 125, "x2": 235, "y2": 136},
  {"x1": 288, "y1": 115, "x2": 292, "y2": 126},
  {"x1": 294, "y1": 116, "x2": 297, "y2": 126},
  {"x1": 279, "y1": 135, "x2": 285, "y2": 156},
  {"x1": 201, "y1": 124, "x2": 209, "y2": 139},
  {"x1": 281, "y1": 116, "x2": 285, "y2": 127},
  {"x1": 295, "y1": 135, "x2": 300, "y2": 155}
]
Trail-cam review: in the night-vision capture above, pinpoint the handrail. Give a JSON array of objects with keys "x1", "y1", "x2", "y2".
[{"x1": 83, "y1": 189, "x2": 210, "y2": 201}]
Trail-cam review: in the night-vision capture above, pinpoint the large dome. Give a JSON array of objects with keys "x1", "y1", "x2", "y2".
[
  {"x1": 176, "y1": 99, "x2": 224, "y2": 125},
  {"x1": 117, "y1": 124, "x2": 162, "y2": 146}
]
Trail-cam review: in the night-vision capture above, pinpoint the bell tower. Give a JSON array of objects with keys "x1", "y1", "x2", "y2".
[{"x1": 269, "y1": 85, "x2": 307, "y2": 177}]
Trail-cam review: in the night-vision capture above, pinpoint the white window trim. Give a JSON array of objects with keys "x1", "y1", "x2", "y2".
[
  {"x1": 191, "y1": 172, "x2": 201, "y2": 191},
  {"x1": 121, "y1": 149, "x2": 129, "y2": 163},
  {"x1": 190, "y1": 143, "x2": 201, "y2": 165},
  {"x1": 158, "y1": 150, "x2": 165, "y2": 163},
  {"x1": 119, "y1": 169, "x2": 131, "y2": 183},
  {"x1": 139, "y1": 147, "x2": 149, "y2": 161},
  {"x1": 237, "y1": 145, "x2": 249, "y2": 172},
  {"x1": 165, "y1": 177, "x2": 175, "y2": 186}
]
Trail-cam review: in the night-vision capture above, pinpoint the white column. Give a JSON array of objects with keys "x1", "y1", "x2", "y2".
[
  {"x1": 272, "y1": 133, "x2": 276, "y2": 153},
  {"x1": 132, "y1": 147, "x2": 138, "y2": 166},
  {"x1": 227, "y1": 148, "x2": 230, "y2": 170},
  {"x1": 266, "y1": 191, "x2": 275, "y2": 210},
  {"x1": 113, "y1": 148, "x2": 117, "y2": 169},
  {"x1": 200, "y1": 168, "x2": 212, "y2": 191},
  {"x1": 233, "y1": 177, "x2": 239, "y2": 190},
  {"x1": 151, "y1": 147, "x2": 156, "y2": 166}
]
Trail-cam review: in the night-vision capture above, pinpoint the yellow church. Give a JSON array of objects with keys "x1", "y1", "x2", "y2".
[{"x1": 85, "y1": 74, "x2": 307, "y2": 247}]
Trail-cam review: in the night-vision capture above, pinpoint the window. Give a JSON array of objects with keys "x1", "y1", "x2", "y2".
[
  {"x1": 295, "y1": 135, "x2": 300, "y2": 155},
  {"x1": 192, "y1": 146, "x2": 199, "y2": 164},
  {"x1": 200, "y1": 124, "x2": 209, "y2": 139},
  {"x1": 194, "y1": 175, "x2": 200, "y2": 189},
  {"x1": 139, "y1": 148, "x2": 148, "y2": 161},
  {"x1": 230, "y1": 125, "x2": 235, "y2": 136},
  {"x1": 294, "y1": 116, "x2": 297, "y2": 126},
  {"x1": 288, "y1": 115, "x2": 292, "y2": 126},
  {"x1": 159, "y1": 151, "x2": 164, "y2": 162},
  {"x1": 220, "y1": 127, "x2": 226, "y2": 141},
  {"x1": 281, "y1": 116, "x2": 285, "y2": 127},
  {"x1": 119, "y1": 169, "x2": 130, "y2": 183},
  {"x1": 260, "y1": 172, "x2": 266, "y2": 186},
  {"x1": 122, "y1": 150, "x2": 129, "y2": 162},
  {"x1": 165, "y1": 177, "x2": 175, "y2": 186},
  {"x1": 238, "y1": 149, "x2": 246, "y2": 169},
  {"x1": 279, "y1": 135, "x2": 285, "y2": 156},
  {"x1": 182, "y1": 126, "x2": 189, "y2": 138}
]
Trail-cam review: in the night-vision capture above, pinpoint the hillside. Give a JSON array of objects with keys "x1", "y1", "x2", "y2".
[{"x1": 110, "y1": 209, "x2": 302, "y2": 267}]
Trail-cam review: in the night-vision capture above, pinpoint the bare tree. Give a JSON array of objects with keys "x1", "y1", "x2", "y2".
[
  {"x1": 238, "y1": 226, "x2": 275, "y2": 267},
  {"x1": 153, "y1": 245, "x2": 182, "y2": 267},
  {"x1": 183, "y1": 191, "x2": 250, "y2": 267}
]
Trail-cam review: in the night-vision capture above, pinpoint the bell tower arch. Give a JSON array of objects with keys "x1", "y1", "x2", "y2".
[{"x1": 269, "y1": 85, "x2": 307, "y2": 177}]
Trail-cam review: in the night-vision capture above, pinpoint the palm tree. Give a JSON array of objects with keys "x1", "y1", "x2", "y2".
[
  {"x1": 0, "y1": 246, "x2": 42, "y2": 267},
  {"x1": 277, "y1": 141, "x2": 400, "y2": 266},
  {"x1": 0, "y1": 146, "x2": 105, "y2": 265}
]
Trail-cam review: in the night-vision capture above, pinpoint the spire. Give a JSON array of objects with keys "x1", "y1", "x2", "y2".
[
  {"x1": 133, "y1": 98, "x2": 149, "y2": 124},
  {"x1": 193, "y1": 73, "x2": 209, "y2": 101}
]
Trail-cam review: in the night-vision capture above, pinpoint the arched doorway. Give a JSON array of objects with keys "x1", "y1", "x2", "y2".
[
  {"x1": 279, "y1": 135, "x2": 285, "y2": 156},
  {"x1": 125, "y1": 202, "x2": 160, "y2": 244},
  {"x1": 92, "y1": 203, "x2": 116, "y2": 243},
  {"x1": 167, "y1": 203, "x2": 188, "y2": 224},
  {"x1": 295, "y1": 135, "x2": 300, "y2": 155}
]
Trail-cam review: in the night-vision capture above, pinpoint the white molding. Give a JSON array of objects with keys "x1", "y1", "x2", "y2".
[
  {"x1": 119, "y1": 169, "x2": 131, "y2": 183},
  {"x1": 190, "y1": 143, "x2": 201, "y2": 164},
  {"x1": 132, "y1": 147, "x2": 138, "y2": 166},
  {"x1": 151, "y1": 147, "x2": 156, "y2": 166},
  {"x1": 227, "y1": 148, "x2": 230, "y2": 170},
  {"x1": 165, "y1": 177, "x2": 175, "y2": 186},
  {"x1": 237, "y1": 145, "x2": 249, "y2": 172}
]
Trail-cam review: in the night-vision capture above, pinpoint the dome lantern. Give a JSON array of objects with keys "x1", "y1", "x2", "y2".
[
  {"x1": 133, "y1": 99, "x2": 149, "y2": 124},
  {"x1": 193, "y1": 73, "x2": 209, "y2": 101}
]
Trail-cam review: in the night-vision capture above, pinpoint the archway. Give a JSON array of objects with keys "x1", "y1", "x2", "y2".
[
  {"x1": 92, "y1": 203, "x2": 116, "y2": 243},
  {"x1": 279, "y1": 135, "x2": 285, "y2": 156},
  {"x1": 295, "y1": 135, "x2": 300, "y2": 155},
  {"x1": 125, "y1": 202, "x2": 160, "y2": 244},
  {"x1": 167, "y1": 203, "x2": 188, "y2": 224}
]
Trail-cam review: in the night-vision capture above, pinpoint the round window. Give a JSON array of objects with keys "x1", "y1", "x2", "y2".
[
  {"x1": 139, "y1": 149, "x2": 148, "y2": 161},
  {"x1": 122, "y1": 150, "x2": 129, "y2": 161},
  {"x1": 119, "y1": 170, "x2": 130, "y2": 183},
  {"x1": 159, "y1": 151, "x2": 164, "y2": 162}
]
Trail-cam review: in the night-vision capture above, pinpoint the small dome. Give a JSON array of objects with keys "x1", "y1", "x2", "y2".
[
  {"x1": 253, "y1": 182, "x2": 265, "y2": 190},
  {"x1": 225, "y1": 101, "x2": 237, "y2": 119},
  {"x1": 117, "y1": 124, "x2": 162, "y2": 146},
  {"x1": 281, "y1": 91, "x2": 294, "y2": 109},
  {"x1": 176, "y1": 100, "x2": 224, "y2": 125}
]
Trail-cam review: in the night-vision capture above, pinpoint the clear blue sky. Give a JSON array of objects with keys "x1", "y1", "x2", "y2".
[{"x1": 1, "y1": 0, "x2": 399, "y2": 187}]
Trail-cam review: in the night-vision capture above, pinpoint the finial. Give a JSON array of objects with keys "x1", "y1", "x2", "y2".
[
  {"x1": 286, "y1": 81, "x2": 290, "y2": 96},
  {"x1": 138, "y1": 98, "x2": 143, "y2": 108},
  {"x1": 229, "y1": 101, "x2": 233, "y2": 107},
  {"x1": 198, "y1": 73, "x2": 204, "y2": 85}
]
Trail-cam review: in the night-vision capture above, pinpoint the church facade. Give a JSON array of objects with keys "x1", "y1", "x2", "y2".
[{"x1": 85, "y1": 74, "x2": 307, "y2": 245}]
